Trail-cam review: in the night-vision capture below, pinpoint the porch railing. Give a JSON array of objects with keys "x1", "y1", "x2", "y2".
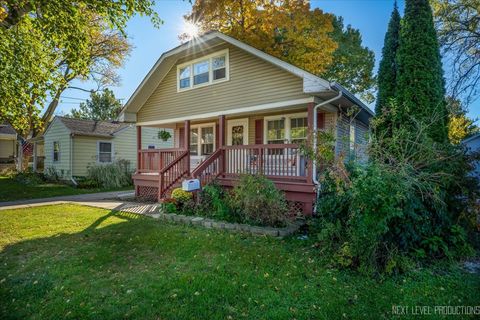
[
  {"x1": 191, "y1": 148, "x2": 224, "y2": 186},
  {"x1": 159, "y1": 150, "x2": 190, "y2": 198},
  {"x1": 223, "y1": 144, "x2": 306, "y2": 180},
  {"x1": 137, "y1": 148, "x2": 185, "y2": 173}
]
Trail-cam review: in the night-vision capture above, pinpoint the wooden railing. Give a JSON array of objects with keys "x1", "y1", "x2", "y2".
[
  {"x1": 137, "y1": 148, "x2": 185, "y2": 173},
  {"x1": 191, "y1": 148, "x2": 224, "y2": 186},
  {"x1": 223, "y1": 144, "x2": 306, "y2": 180},
  {"x1": 159, "y1": 150, "x2": 190, "y2": 198}
]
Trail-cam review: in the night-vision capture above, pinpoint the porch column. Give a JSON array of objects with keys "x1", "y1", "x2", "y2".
[
  {"x1": 218, "y1": 115, "x2": 226, "y2": 175},
  {"x1": 306, "y1": 103, "x2": 315, "y2": 184},
  {"x1": 32, "y1": 142, "x2": 38, "y2": 172},
  {"x1": 136, "y1": 126, "x2": 142, "y2": 171},
  {"x1": 184, "y1": 120, "x2": 190, "y2": 174}
]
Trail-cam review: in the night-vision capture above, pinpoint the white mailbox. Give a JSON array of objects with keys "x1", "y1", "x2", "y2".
[{"x1": 182, "y1": 179, "x2": 200, "y2": 192}]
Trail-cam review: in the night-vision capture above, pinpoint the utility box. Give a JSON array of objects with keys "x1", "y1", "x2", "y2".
[{"x1": 182, "y1": 179, "x2": 200, "y2": 192}]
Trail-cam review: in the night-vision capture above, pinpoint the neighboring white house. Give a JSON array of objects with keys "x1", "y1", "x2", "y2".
[
  {"x1": 42, "y1": 116, "x2": 173, "y2": 180},
  {"x1": 0, "y1": 123, "x2": 17, "y2": 170},
  {"x1": 463, "y1": 133, "x2": 480, "y2": 179}
]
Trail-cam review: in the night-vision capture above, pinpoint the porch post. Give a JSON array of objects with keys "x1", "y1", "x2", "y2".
[
  {"x1": 218, "y1": 115, "x2": 226, "y2": 175},
  {"x1": 33, "y1": 141, "x2": 38, "y2": 172},
  {"x1": 184, "y1": 120, "x2": 190, "y2": 174},
  {"x1": 136, "y1": 126, "x2": 142, "y2": 171},
  {"x1": 306, "y1": 103, "x2": 315, "y2": 184}
]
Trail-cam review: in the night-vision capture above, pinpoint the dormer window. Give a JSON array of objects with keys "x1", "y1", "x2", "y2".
[{"x1": 177, "y1": 49, "x2": 229, "y2": 91}]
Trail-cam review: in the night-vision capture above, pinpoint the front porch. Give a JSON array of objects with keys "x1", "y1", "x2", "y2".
[{"x1": 133, "y1": 104, "x2": 327, "y2": 215}]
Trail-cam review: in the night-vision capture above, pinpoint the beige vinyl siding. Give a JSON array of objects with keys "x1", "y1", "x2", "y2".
[
  {"x1": 72, "y1": 136, "x2": 101, "y2": 177},
  {"x1": 0, "y1": 139, "x2": 15, "y2": 158},
  {"x1": 138, "y1": 43, "x2": 309, "y2": 122},
  {"x1": 113, "y1": 126, "x2": 137, "y2": 170},
  {"x1": 44, "y1": 119, "x2": 72, "y2": 178},
  {"x1": 141, "y1": 127, "x2": 174, "y2": 149}
]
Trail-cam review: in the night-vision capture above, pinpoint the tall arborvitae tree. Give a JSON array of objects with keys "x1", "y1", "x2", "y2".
[
  {"x1": 396, "y1": 0, "x2": 448, "y2": 142},
  {"x1": 375, "y1": 1, "x2": 401, "y2": 116}
]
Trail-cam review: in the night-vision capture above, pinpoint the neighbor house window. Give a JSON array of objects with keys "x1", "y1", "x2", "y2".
[
  {"x1": 53, "y1": 141, "x2": 60, "y2": 162},
  {"x1": 98, "y1": 142, "x2": 113, "y2": 163},
  {"x1": 177, "y1": 49, "x2": 229, "y2": 91},
  {"x1": 189, "y1": 124, "x2": 215, "y2": 156},
  {"x1": 349, "y1": 123, "x2": 356, "y2": 152}
]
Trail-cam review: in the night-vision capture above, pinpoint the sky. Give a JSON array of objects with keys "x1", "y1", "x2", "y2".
[{"x1": 54, "y1": 0, "x2": 479, "y2": 121}]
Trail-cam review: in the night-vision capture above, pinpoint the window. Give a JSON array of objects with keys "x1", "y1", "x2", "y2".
[
  {"x1": 290, "y1": 117, "x2": 308, "y2": 144},
  {"x1": 189, "y1": 124, "x2": 215, "y2": 156},
  {"x1": 349, "y1": 123, "x2": 356, "y2": 152},
  {"x1": 190, "y1": 128, "x2": 198, "y2": 156},
  {"x1": 193, "y1": 60, "x2": 209, "y2": 85},
  {"x1": 98, "y1": 142, "x2": 113, "y2": 163},
  {"x1": 177, "y1": 49, "x2": 229, "y2": 91},
  {"x1": 53, "y1": 141, "x2": 60, "y2": 162},
  {"x1": 179, "y1": 66, "x2": 191, "y2": 89},
  {"x1": 201, "y1": 127, "x2": 214, "y2": 155},
  {"x1": 267, "y1": 119, "x2": 285, "y2": 144}
]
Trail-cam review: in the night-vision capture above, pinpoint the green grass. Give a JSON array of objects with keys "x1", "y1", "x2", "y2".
[
  {"x1": 0, "y1": 176, "x2": 132, "y2": 202},
  {"x1": 0, "y1": 204, "x2": 478, "y2": 319}
]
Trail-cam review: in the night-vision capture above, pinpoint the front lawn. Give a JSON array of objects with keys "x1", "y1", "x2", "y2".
[
  {"x1": 0, "y1": 204, "x2": 478, "y2": 319},
  {"x1": 0, "y1": 176, "x2": 132, "y2": 202}
]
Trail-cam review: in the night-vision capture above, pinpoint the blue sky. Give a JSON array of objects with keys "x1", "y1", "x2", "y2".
[{"x1": 54, "y1": 0, "x2": 479, "y2": 121}]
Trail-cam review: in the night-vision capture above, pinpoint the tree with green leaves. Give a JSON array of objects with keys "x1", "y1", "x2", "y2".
[
  {"x1": 396, "y1": 0, "x2": 448, "y2": 143},
  {"x1": 0, "y1": 1, "x2": 160, "y2": 137},
  {"x1": 67, "y1": 89, "x2": 122, "y2": 121},
  {"x1": 184, "y1": 0, "x2": 375, "y2": 103},
  {"x1": 375, "y1": 1, "x2": 401, "y2": 116}
]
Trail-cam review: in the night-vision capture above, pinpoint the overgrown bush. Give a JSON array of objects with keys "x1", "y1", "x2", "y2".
[
  {"x1": 13, "y1": 169, "x2": 44, "y2": 185},
  {"x1": 0, "y1": 167, "x2": 17, "y2": 177},
  {"x1": 197, "y1": 182, "x2": 237, "y2": 221},
  {"x1": 310, "y1": 106, "x2": 478, "y2": 275},
  {"x1": 230, "y1": 174, "x2": 289, "y2": 227},
  {"x1": 171, "y1": 188, "x2": 193, "y2": 203},
  {"x1": 44, "y1": 167, "x2": 62, "y2": 182},
  {"x1": 86, "y1": 159, "x2": 133, "y2": 189}
]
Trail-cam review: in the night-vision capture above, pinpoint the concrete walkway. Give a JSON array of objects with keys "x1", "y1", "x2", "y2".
[{"x1": 0, "y1": 190, "x2": 156, "y2": 213}]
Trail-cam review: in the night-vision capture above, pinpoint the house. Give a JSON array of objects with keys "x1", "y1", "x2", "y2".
[
  {"x1": 41, "y1": 116, "x2": 173, "y2": 181},
  {"x1": 0, "y1": 123, "x2": 18, "y2": 170},
  {"x1": 463, "y1": 133, "x2": 480, "y2": 179},
  {"x1": 119, "y1": 31, "x2": 373, "y2": 214}
]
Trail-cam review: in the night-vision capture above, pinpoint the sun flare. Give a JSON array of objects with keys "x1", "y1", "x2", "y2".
[{"x1": 182, "y1": 20, "x2": 200, "y2": 39}]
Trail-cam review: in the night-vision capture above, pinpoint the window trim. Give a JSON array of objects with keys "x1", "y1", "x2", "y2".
[
  {"x1": 263, "y1": 112, "x2": 308, "y2": 144},
  {"x1": 97, "y1": 140, "x2": 114, "y2": 164},
  {"x1": 189, "y1": 122, "x2": 216, "y2": 156},
  {"x1": 177, "y1": 49, "x2": 229, "y2": 92},
  {"x1": 53, "y1": 141, "x2": 60, "y2": 162}
]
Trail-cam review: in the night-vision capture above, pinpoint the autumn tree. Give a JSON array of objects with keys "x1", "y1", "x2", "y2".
[
  {"x1": 68, "y1": 89, "x2": 122, "y2": 121},
  {"x1": 432, "y1": 0, "x2": 480, "y2": 105},
  {"x1": 0, "y1": 0, "x2": 159, "y2": 137},
  {"x1": 446, "y1": 97, "x2": 478, "y2": 144},
  {"x1": 184, "y1": 0, "x2": 375, "y2": 101}
]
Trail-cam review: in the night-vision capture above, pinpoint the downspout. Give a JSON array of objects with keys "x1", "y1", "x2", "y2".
[{"x1": 312, "y1": 88, "x2": 343, "y2": 212}]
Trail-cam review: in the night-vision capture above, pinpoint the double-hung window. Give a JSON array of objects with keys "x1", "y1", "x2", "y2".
[
  {"x1": 98, "y1": 142, "x2": 113, "y2": 163},
  {"x1": 265, "y1": 113, "x2": 308, "y2": 145},
  {"x1": 267, "y1": 119, "x2": 285, "y2": 144},
  {"x1": 53, "y1": 141, "x2": 60, "y2": 162},
  {"x1": 177, "y1": 49, "x2": 229, "y2": 91},
  {"x1": 290, "y1": 117, "x2": 308, "y2": 144}
]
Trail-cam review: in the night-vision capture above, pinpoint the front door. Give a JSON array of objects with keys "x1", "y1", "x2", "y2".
[{"x1": 227, "y1": 118, "x2": 249, "y2": 146}]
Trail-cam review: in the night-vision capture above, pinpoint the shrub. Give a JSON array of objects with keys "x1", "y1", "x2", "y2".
[
  {"x1": 13, "y1": 169, "x2": 44, "y2": 185},
  {"x1": 86, "y1": 159, "x2": 133, "y2": 189},
  {"x1": 171, "y1": 188, "x2": 193, "y2": 203},
  {"x1": 44, "y1": 167, "x2": 62, "y2": 182},
  {"x1": 0, "y1": 167, "x2": 17, "y2": 177},
  {"x1": 230, "y1": 174, "x2": 288, "y2": 227},
  {"x1": 197, "y1": 182, "x2": 236, "y2": 221}
]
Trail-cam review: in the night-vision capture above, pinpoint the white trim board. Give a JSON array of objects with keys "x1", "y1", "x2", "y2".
[{"x1": 137, "y1": 97, "x2": 314, "y2": 126}]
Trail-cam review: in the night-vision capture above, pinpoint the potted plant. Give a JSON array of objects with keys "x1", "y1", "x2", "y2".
[{"x1": 158, "y1": 129, "x2": 172, "y2": 142}]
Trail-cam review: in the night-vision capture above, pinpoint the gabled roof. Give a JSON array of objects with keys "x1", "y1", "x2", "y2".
[
  {"x1": 0, "y1": 123, "x2": 16, "y2": 135},
  {"x1": 120, "y1": 31, "x2": 373, "y2": 119},
  {"x1": 46, "y1": 116, "x2": 132, "y2": 138}
]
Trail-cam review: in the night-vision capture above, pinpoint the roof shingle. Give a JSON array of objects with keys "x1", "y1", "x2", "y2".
[{"x1": 57, "y1": 117, "x2": 132, "y2": 137}]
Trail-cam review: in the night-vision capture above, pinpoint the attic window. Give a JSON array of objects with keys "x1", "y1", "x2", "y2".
[{"x1": 177, "y1": 49, "x2": 229, "y2": 91}]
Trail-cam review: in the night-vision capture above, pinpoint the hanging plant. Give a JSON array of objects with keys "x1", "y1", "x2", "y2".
[{"x1": 158, "y1": 129, "x2": 172, "y2": 142}]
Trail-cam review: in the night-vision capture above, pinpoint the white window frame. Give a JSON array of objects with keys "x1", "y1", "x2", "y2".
[
  {"x1": 97, "y1": 141, "x2": 114, "y2": 164},
  {"x1": 349, "y1": 122, "x2": 356, "y2": 152},
  {"x1": 189, "y1": 123, "x2": 216, "y2": 156},
  {"x1": 263, "y1": 112, "x2": 308, "y2": 144},
  {"x1": 53, "y1": 141, "x2": 60, "y2": 162},
  {"x1": 177, "y1": 49, "x2": 230, "y2": 92}
]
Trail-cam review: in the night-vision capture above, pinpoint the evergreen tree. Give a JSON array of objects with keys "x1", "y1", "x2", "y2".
[
  {"x1": 68, "y1": 89, "x2": 122, "y2": 121},
  {"x1": 376, "y1": 1, "x2": 401, "y2": 116},
  {"x1": 396, "y1": 0, "x2": 448, "y2": 142}
]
